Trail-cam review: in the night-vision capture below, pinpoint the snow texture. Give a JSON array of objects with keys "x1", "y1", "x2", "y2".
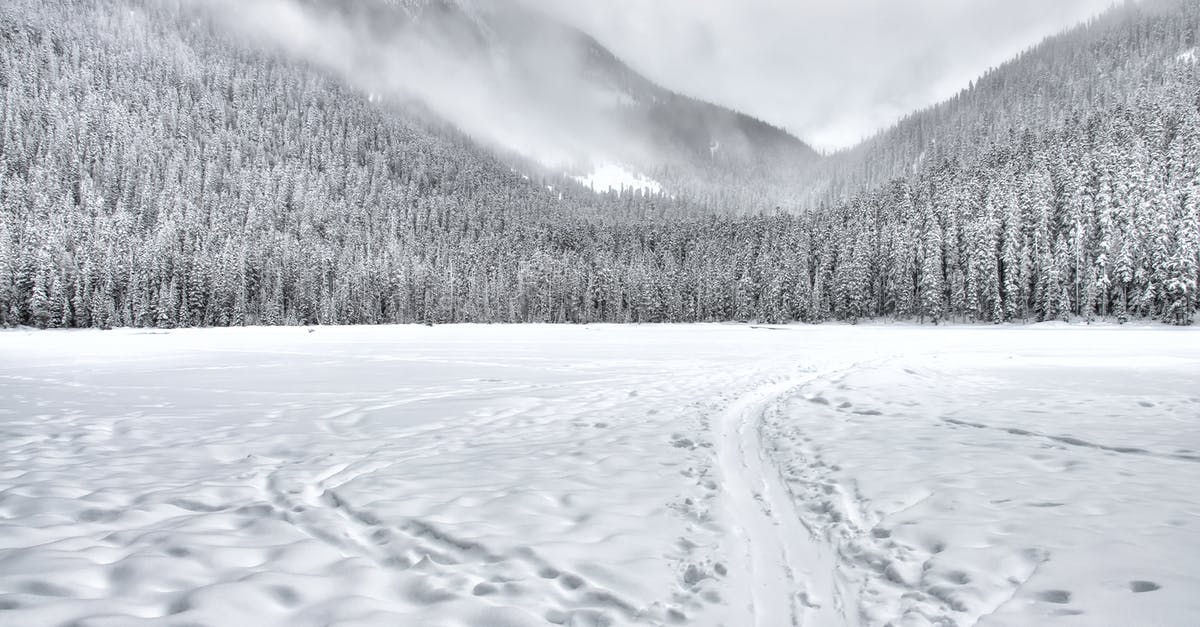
[
  {"x1": 572, "y1": 164, "x2": 663, "y2": 195},
  {"x1": 1, "y1": 324, "x2": 1198, "y2": 626}
]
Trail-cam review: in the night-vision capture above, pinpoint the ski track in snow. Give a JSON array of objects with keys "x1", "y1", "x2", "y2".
[
  {"x1": 1, "y1": 324, "x2": 1199, "y2": 626},
  {"x1": 716, "y1": 369, "x2": 852, "y2": 627},
  {"x1": 757, "y1": 353, "x2": 1200, "y2": 627}
]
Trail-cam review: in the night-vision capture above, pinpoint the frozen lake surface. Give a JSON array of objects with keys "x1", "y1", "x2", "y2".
[{"x1": 1, "y1": 324, "x2": 1198, "y2": 626}]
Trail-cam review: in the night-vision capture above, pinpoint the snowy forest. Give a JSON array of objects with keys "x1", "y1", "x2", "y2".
[{"x1": 0, "y1": 0, "x2": 1198, "y2": 328}]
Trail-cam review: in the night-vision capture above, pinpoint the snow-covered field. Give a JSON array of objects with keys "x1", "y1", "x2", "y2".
[{"x1": 1, "y1": 324, "x2": 1197, "y2": 627}]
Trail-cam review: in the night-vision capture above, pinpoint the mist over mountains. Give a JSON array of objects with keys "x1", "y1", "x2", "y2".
[
  {"x1": 0, "y1": 0, "x2": 1197, "y2": 328},
  {"x1": 198, "y1": 0, "x2": 817, "y2": 196}
]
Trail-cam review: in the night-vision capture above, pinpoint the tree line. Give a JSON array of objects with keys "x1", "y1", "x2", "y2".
[{"x1": 0, "y1": 0, "x2": 1196, "y2": 328}]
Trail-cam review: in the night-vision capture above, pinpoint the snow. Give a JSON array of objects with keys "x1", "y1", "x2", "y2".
[
  {"x1": 1176, "y1": 47, "x2": 1197, "y2": 64},
  {"x1": 572, "y1": 164, "x2": 662, "y2": 195},
  {"x1": 1, "y1": 324, "x2": 1198, "y2": 626}
]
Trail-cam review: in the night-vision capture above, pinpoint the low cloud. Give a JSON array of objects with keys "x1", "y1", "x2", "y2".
[
  {"x1": 190, "y1": 0, "x2": 1119, "y2": 162},
  {"x1": 193, "y1": 0, "x2": 649, "y2": 169},
  {"x1": 527, "y1": 0, "x2": 1118, "y2": 151}
]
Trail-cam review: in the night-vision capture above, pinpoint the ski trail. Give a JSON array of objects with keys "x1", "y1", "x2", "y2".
[{"x1": 717, "y1": 370, "x2": 852, "y2": 627}]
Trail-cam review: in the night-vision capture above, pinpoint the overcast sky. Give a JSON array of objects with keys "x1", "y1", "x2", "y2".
[{"x1": 529, "y1": 0, "x2": 1119, "y2": 152}]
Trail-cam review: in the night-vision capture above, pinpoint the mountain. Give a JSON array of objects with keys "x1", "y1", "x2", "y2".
[
  {"x1": 223, "y1": 0, "x2": 818, "y2": 200},
  {"x1": 0, "y1": 0, "x2": 1195, "y2": 328},
  {"x1": 800, "y1": 0, "x2": 1200, "y2": 205},
  {"x1": 419, "y1": 0, "x2": 821, "y2": 174}
]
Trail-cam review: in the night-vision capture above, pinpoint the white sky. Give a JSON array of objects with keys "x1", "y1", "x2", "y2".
[{"x1": 528, "y1": 0, "x2": 1120, "y2": 151}]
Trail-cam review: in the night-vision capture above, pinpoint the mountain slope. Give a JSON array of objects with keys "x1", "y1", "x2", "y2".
[
  {"x1": 800, "y1": 0, "x2": 1200, "y2": 205},
  {"x1": 218, "y1": 0, "x2": 818, "y2": 199},
  {"x1": 0, "y1": 0, "x2": 1195, "y2": 328},
  {"x1": 426, "y1": 0, "x2": 821, "y2": 173}
]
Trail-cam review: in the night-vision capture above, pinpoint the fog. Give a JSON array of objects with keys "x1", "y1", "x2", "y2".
[
  {"x1": 193, "y1": 0, "x2": 1118, "y2": 167},
  {"x1": 528, "y1": 0, "x2": 1118, "y2": 151},
  {"x1": 195, "y1": 0, "x2": 652, "y2": 170}
]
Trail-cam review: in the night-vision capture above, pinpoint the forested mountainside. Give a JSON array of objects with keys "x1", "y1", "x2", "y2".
[
  {"x1": 801, "y1": 0, "x2": 1200, "y2": 206},
  {"x1": 234, "y1": 0, "x2": 818, "y2": 203},
  {"x1": 0, "y1": 0, "x2": 1196, "y2": 328}
]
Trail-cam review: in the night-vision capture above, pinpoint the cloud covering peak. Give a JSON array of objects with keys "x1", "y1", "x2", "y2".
[{"x1": 526, "y1": 0, "x2": 1118, "y2": 151}]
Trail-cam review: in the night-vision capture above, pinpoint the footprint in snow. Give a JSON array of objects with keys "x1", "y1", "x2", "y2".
[{"x1": 1037, "y1": 589, "x2": 1072, "y2": 604}]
